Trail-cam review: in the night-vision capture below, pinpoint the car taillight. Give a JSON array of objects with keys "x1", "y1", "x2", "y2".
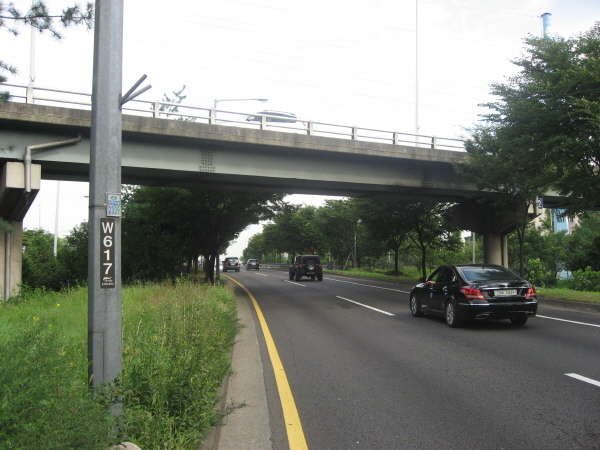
[
  {"x1": 526, "y1": 286, "x2": 537, "y2": 298},
  {"x1": 461, "y1": 287, "x2": 485, "y2": 299}
]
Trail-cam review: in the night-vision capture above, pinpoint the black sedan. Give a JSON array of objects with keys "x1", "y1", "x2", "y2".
[{"x1": 409, "y1": 264, "x2": 537, "y2": 327}]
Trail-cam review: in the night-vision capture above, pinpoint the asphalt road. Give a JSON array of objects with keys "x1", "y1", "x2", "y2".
[{"x1": 229, "y1": 269, "x2": 600, "y2": 450}]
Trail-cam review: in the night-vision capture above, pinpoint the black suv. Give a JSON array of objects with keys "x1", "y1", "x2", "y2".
[
  {"x1": 289, "y1": 255, "x2": 323, "y2": 281},
  {"x1": 246, "y1": 259, "x2": 260, "y2": 270}
]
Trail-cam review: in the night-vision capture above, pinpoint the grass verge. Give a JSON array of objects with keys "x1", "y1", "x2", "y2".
[{"x1": 0, "y1": 279, "x2": 239, "y2": 449}]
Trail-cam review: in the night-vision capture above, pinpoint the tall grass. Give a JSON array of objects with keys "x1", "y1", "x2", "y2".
[{"x1": 0, "y1": 280, "x2": 239, "y2": 449}]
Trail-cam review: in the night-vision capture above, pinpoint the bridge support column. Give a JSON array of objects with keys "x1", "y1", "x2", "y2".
[
  {"x1": 0, "y1": 221, "x2": 23, "y2": 300},
  {"x1": 453, "y1": 199, "x2": 517, "y2": 268},
  {"x1": 0, "y1": 162, "x2": 41, "y2": 300},
  {"x1": 482, "y1": 233, "x2": 508, "y2": 267}
]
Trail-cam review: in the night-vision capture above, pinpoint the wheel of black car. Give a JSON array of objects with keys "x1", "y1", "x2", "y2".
[
  {"x1": 317, "y1": 273, "x2": 323, "y2": 281},
  {"x1": 289, "y1": 271, "x2": 294, "y2": 280},
  {"x1": 294, "y1": 272, "x2": 301, "y2": 281},
  {"x1": 306, "y1": 260, "x2": 316, "y2": 271},
  {"x1": 410, "y1": 294, "x2": 423, "y2": 317},
  {"x1": 445, "y1": 300, "x2": 461, "y2": 328},
  {"x1": 510, "y1": 316, "x2": 528, "y2": 325}
]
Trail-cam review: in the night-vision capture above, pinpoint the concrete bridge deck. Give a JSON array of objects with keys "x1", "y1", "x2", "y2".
[{"x1": 0, "y1": 101, "x2": 477, "y2": 203}]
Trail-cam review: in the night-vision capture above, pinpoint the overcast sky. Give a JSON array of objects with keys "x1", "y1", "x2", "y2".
[{"x1": 4, "y1": 0, "x2": 599, "y2": 258}]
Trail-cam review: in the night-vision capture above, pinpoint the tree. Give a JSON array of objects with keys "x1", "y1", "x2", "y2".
[
  {"x1": 458, "y1": 123, "x2": 546, "y2": 276},
  {"x1": 316, "y1": 200, "x2": 361, "y2": 269},
  {"x1": 0, "y1": 1, "x2": 94, "y2": 101},
  {"x1": 22, "y1": 229, "x2": 64, "y2": 290},
  {"x1": 507, "y1": 214, "x2": 568, "y2": 285},
  {"x1": 267, "y1": 204, "x2": 325, "y2": 260},
  {"x1": 152, "y1": 85, "x2": 196, "y2": 121},
  {"x1": 122, "y1": 186, "x2": 284, "y2": 284},
  {"x1": 57, "y1": 221, "x2": 89, "y2": 286},
  {"x1": 564, "y1": 212, "x2": 600, "y2": 272},
  {"x1": 463, "y1": 24, "x2": 600, "y2": 214},
  {"x1": 353, "y1": 198, "x2": 413, "y2": 275},
  {"x1": 404, "y1": 202, "x2": 462, "y2": 278}
]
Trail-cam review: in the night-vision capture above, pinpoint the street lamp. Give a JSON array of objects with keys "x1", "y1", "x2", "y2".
[{"x1": 213, "y1": 98, "x2": 268, "y2": 121}]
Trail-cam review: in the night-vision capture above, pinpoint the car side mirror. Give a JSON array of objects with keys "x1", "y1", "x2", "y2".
[{"x1": 418, "y1": 277, "x2": 426, "y2": 283}]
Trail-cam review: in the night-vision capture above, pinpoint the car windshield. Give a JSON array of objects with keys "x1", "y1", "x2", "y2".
[
  {"x1": 458, "y1": 266, "x2": 521, "y2": 282},
  {"x1": 225, "y1": 258, "x2": 238, "y2": 263}
]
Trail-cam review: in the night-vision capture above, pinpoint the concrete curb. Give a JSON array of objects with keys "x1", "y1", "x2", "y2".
[{"x1": 202, "y1": 288, "x2": 272, "y2": 450}]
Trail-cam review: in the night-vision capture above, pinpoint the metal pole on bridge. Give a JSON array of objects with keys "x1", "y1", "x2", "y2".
[{"x1": 88, "y1": 0, "x2": 123, "y2": 392}]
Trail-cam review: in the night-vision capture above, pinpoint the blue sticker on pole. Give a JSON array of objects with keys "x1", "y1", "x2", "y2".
[{"x1": 107, "y1": 193, "x2": 122, "y2": 217}]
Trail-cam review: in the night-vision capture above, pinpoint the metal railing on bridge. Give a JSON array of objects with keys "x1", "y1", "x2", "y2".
[{"x1": 3, "y1": 83, "x2": 465, "y2": 152}]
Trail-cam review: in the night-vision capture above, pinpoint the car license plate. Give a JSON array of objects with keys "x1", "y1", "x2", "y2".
[{"x1": 495, "y1": 289, "x2": 517, "y2": 297}]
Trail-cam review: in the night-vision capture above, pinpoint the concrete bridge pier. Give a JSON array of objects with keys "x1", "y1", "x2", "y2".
[
  {"x1": 482, "y1": 233, "x2": 509, "y2": 267},
  {"x1": 452, "y1": 200, "x2": 521, "y2": 268},
  {"x1": 0, "y1": 162, "x2": 41, "y2": 300}
]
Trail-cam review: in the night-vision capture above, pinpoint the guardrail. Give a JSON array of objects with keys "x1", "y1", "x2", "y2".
[{"x1": 3, "y1": 83, "x2": 465, "y2": 151}]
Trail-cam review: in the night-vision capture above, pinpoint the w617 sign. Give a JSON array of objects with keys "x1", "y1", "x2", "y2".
[{"x1": 100, "y1": 218, "x2": 116, "y2": 288}]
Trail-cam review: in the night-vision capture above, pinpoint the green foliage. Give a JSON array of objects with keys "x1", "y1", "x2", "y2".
[
  {"x1": 0, "y1": 289, "x2": 115, "y2": 449},
  {"x1": 22, "y1": 229, "x2": 65, "y2": 291},
  {"x1": 117, "y1": 280, "x2": 239, "y2": 448},
  {"x1": 57, "y1": 221, "x2": 89, "y2": 285},
  {"x1": 462, "y1": 24, "x2": 600, "y2": 213},
  {"x1": 122, "y1": 186, "x2": 284, "y2": 284},
  {"x1": 0, "y1": 281, "x2": 239, "y2": 449},
  {"x1": 1, "y1": 1, "x2": 95, "y2": 101},
  {"x1": 564, "y1": 212, "x2": 600, "y2": 271},
  {"x1": 526, "y1": 258, "x2": 553, "y2": 287},
  {"x1": 568, "y1": 267, "x2": 600, "y2": 292}
]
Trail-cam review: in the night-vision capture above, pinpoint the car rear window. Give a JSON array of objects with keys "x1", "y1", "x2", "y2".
[{"x1": 458, "y1": 266, "x2": 521, "y2": 282}]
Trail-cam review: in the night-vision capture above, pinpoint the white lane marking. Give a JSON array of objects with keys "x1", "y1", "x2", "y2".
[
  {"x1": 336, "y1": 296, "x2": 395, "y2": 316},
  {"x1": 326, "y1": 277, "x2": 411, "y2": 293},
  {"x1": 565, "y1": 373, "x2": 600, "y2": 388},
  {"x1": 253, "y1": 273, "x2": 268, "y2": 277},
  {"x1": 284, "y1": 280, "x2": 306, "y2": 287},
  {"x1": 537, "y1": 315, "x2": 600, "y2": 328}
]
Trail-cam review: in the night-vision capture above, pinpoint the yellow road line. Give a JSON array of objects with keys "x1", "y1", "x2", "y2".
[{"x1": 225, "y1": 276, "x2": 309, "y2": 450}]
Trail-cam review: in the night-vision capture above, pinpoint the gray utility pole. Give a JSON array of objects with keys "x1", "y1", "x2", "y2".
[{"x1": 88, "y1": 0, "x2": 124, "y2": 388}]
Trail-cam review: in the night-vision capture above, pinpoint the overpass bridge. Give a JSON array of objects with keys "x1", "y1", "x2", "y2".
[{"x1": 0, "y1": 84, "x2": 561, "y2": 297}]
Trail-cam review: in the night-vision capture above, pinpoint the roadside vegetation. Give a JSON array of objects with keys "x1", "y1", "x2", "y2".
[{"x1": 0, "y1": 281, "x2": 238, "y2": 449}]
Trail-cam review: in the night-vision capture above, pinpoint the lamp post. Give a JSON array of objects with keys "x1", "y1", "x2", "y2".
[{"x1": 213, "y1": 98, "x2": 268, "y2": 120}]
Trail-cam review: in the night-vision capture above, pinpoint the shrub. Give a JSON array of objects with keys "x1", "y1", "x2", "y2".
[
  {"x1": 568, "y1": 267, "x2": 600, "y2": 292},
  {"x1": 526, "y1": 258, "x2": 552, "y2": 287}
]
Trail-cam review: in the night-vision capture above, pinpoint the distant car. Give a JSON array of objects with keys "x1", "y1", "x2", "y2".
[
  {"x1": 246, "y1": 259, "x2": 260, "y2": 270},
  {"x1": 409, "y1": 264, "x2": 537, "y2": 327},
  {"x1": 245, "y1": 110, "x2": 307, "y2": 131},
  {"x1": 223, "y1": 257, "x2": 241, "y2": 273},
  {"x1": 289, "y1": 255, "x2": 323, "y2": 281}
]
